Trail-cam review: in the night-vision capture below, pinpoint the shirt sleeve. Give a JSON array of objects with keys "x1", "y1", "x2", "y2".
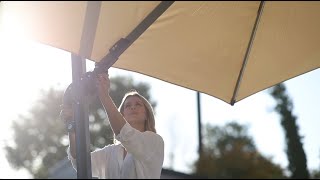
[
  {"x1": 91, "y1": 146, "x2": 109, "y2": 178},
  {"x1": 115, "y1": 122, "x2": 164, "y2": 163},
  {"x1": 67, "y1": 145, "x2": 109, "y2": 178},
  {"x1": 67, "y1": 146, "x2": 77, "y2": 170}
]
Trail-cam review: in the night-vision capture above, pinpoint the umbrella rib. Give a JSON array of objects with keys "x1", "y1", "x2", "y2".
[
  {"x1": 126, "y1": 1, "x2": 175, "y2": 44},
  {"x1": 95, "y1": 1, "x2": 175, "y2": 72},
  {"x1": 230, "y1": 1, "x2": 265, "y2": 105}
]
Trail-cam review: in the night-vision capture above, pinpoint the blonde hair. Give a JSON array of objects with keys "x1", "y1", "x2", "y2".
[
  {"x1": 118, "y1": 90, "x2": 156, "y2": 133},
  {"x1": 113, "y1": 90, "x2": 156, "y2": 144}
]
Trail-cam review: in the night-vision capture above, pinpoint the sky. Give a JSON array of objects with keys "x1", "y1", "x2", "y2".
[{"x1": 0, "y1": 39, "x2": 319, "y2": 178}]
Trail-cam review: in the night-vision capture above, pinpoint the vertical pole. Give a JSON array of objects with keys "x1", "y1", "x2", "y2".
[
  {"x1": 71, "y1": 54, "x2": 92, "y2": 179},
  {"x1": 197, "y1": 92, "x2": 202, "y2": 154}
]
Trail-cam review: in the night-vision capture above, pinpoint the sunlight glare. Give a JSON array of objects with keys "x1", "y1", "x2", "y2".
[{"x1": 0, "y1": 2, "x2": 30, "y2": 46}]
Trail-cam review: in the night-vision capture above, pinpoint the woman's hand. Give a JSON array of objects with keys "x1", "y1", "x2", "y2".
[
  {"x1": 95, "y1": 71, "x2": 111, "y2": 99},
  {"x1": 60, "y1": 104, "x2": 73, "y2": 123}
]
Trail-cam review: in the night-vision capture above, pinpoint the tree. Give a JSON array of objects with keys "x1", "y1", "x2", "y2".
[
  {"x1": 270, "y1": 83, "x2": 310, "y2": 178},
  {"x1": 311, "y1": 169, "x2": 320, "y2": 179},
  {"x1": 4, "y1": 75, "x2": 156, "y2": 178},
  {"x1": 311, "y1": 153, "x2": 320, "y2": 179},
  {"x1": 192, "y1": 122, "x2": 286, "y2": 179}
]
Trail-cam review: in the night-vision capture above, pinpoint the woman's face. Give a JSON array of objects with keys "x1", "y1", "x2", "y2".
[{"x1": 123, "y1": 96, "x2": 147, "y2": 124}]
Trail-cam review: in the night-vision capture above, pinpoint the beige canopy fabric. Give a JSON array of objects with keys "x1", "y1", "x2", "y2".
[{"x1": 1, "y1": 1, "x2": 320, "y2": 105}]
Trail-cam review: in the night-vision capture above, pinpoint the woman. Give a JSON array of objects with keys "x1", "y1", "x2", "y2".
[{"x1": 61, "y1": 72, "x2": 164, "y2": 179}]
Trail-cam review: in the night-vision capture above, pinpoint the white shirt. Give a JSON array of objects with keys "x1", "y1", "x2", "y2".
[{"x1": 68, "y1": 122, "x2": 164, "y2": 179}]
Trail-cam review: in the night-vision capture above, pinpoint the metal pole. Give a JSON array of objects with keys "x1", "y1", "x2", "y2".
[
  {"x1": 197, "y1": 92, "x2": 202, "y2": 154},
  {"x1": 71, "y1": 54, "x2": 92, "y2": 179}
]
